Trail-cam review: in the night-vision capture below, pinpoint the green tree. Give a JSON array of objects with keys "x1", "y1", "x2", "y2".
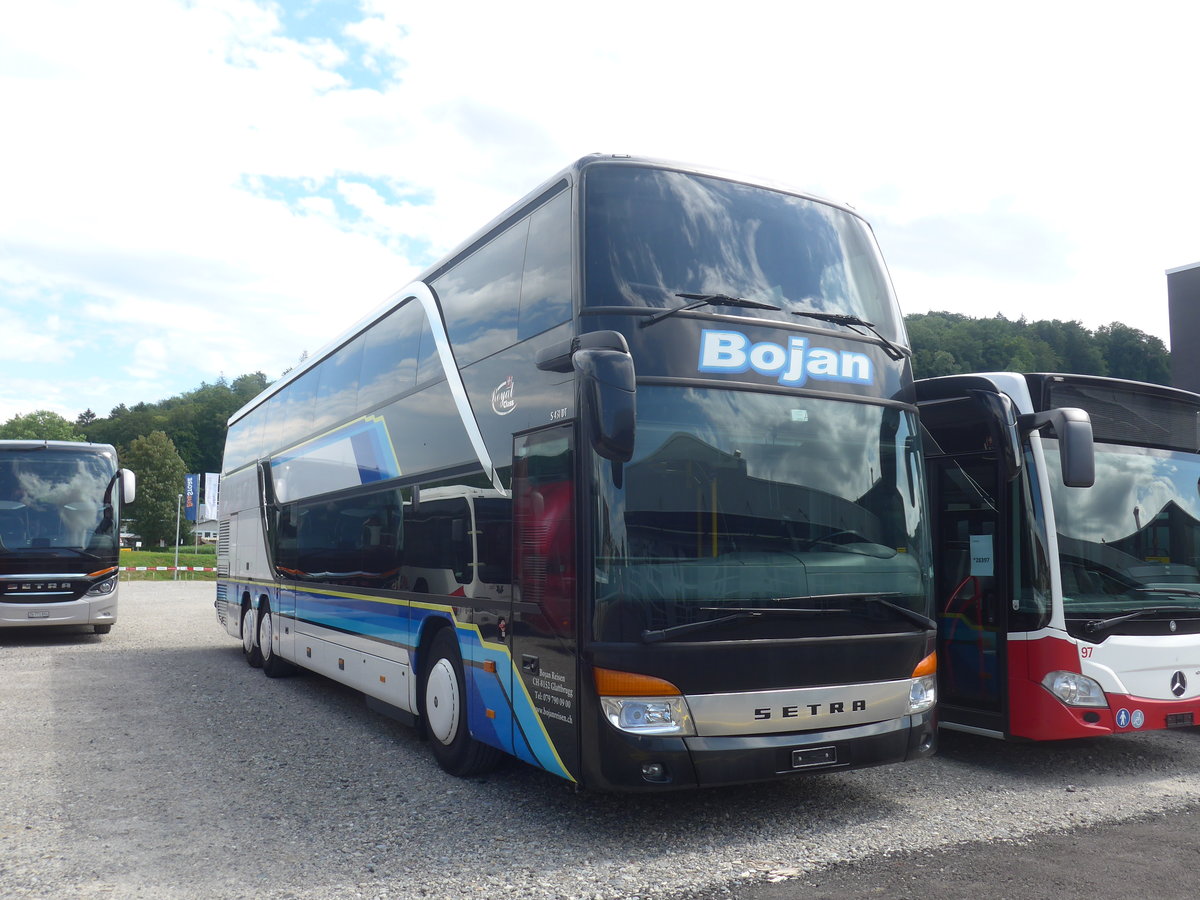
[
  {"x1": 906, "y1": 312, "x2": 1171, "y2": 383},
  {"x1": 81, "y1": 371, "x2": 271, "y2": 473},
  {"x1": 0, "y1": 410, "x2": 84, "y2": 440},
  {"x1": 1096, "y1": 323, "x2": 1172, "y2": 385},
  {"x1": 121, "y1": 431, "x2": 190, "y2": 546}
]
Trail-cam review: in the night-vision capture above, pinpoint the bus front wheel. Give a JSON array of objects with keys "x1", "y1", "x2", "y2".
[{"x1": 422, "y1": 628, "x2": 502, "y2": 777}]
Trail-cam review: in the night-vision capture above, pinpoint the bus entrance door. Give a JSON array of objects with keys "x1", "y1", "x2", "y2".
[
  {"x1": 509, "y1": 425, "x2": 580, "y2": 782},
  {"x1": 929, "y1": 454, "x2": 1008, "y2": 735}
]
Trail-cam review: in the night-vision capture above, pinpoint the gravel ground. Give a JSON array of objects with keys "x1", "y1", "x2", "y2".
[{"x1": 3, "y1": 581, "x2": 1200, "y2": 899}]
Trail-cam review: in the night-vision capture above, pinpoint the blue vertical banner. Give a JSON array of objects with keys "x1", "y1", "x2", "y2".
[{"x1": 184, "y1": 473, "x2": 199, "y2": 522}]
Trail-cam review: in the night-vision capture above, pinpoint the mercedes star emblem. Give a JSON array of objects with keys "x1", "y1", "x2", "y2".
[{"x1": 1171, "y1": 670, "x2": 1187, "y2": 698}]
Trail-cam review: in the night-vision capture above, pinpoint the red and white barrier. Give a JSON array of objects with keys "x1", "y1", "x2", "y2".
[{"x1": 120, "y1": 566, "x2": 218, "y2": 572}]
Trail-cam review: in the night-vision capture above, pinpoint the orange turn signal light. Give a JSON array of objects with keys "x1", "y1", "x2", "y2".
[
  {"x1": 912, "y1": 652, "x2": 937, "y2": 678},
  {"x1": 593, "y1": 667, "x2": 682, "y2": 697}
]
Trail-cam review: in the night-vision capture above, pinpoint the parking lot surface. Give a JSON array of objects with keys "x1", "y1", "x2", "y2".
[{"x1": 3, "y1": 582, "x2": 1200, "y2": 899}]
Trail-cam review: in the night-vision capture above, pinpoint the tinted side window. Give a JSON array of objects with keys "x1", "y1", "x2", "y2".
[
  {"x1": 432, "y1": 224, "x2": 525, "y2": 366},
  {"x1": 278, "y1": 369, "x2": 319, "y2": 448},
  {"x1": 224, "y1": 413, "x2": 262, "y2": 471},
  {"x1": 415, "y1": 314, "x2": 443, "y2": 386},
  {"x1": 314, "y1": 337, "x2": 363, "y2": 432},
  {"x1": 260, "y1": 394, "x2": 285, "y2": 457},
  {"x1": 359, "y1": 301, "x2": 422, "y2": 408},
  {"x1": 277, "y1": 487, "x2": 405, "y2": 588},
  {"x1": 518, "y1": 190, "x2": 573, "y2": 340},
  {"x1": 404, "y1": 498, "x2": 472, "y2": 586}
]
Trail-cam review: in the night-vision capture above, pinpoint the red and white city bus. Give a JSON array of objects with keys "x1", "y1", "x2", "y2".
[{"x1": 918, "y1": 372, "x2": 1200, "y2": 739}]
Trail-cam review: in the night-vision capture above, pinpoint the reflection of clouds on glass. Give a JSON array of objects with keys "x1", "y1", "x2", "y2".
[
  {"x1": 586, "y1": 167, "x2": 902, "y2": 340},
  {"x1": 639, "y1": 388, "x2": 883, "y2": 501},
  {"x1": 16, "y1": 461, "x2": 111, "y2": 548},
  {"x1": 1048, "y1": 443, "x2": 1200, "y2": 543},
  {"x1": 433, "y1": 223, "x2": 523, "y2": 364}
]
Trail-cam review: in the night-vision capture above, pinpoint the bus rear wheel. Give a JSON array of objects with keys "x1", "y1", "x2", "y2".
[
  {"x1": 242, "y1": 603, "x2": 262, "y2": 668},
  {"x1": 422, "y1": 628, "x2": 502, "y2": 777},
  {"x1": 258, "y1": 602, "x2": 295, "y2": 678}
]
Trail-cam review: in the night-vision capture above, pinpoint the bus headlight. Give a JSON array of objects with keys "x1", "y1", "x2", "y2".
[
  {"x1": 600, "y1": 696, "x2": 696, "y2": 736},
  {"x1": 594, "y1": 667, "x2": 696, "y2": 736},
  {"x1": 909, "y1": 651, "x2": 936, "y2": 713},
  {"x1": 909, "y1": 675, "x2": 936, "y2": 714},
  {"x1": 1042, "y1": 670, "x2": 1108, "y2": 707},
  {"x1": 86, "y1": 577, "x2": 118, "y2": 597}
]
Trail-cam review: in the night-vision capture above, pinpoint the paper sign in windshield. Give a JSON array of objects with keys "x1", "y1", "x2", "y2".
[{"x1": 970, "y1": 534, "x2": 994, "y2": 577}]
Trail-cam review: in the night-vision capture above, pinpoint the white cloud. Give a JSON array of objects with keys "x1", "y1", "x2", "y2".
[{"x1": 1, "y1": 0, "x2": 1198, "y2": 426}]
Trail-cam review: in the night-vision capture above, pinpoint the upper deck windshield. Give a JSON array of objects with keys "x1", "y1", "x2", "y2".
[
  {"x1": 0, "y1": 447, "x2": 120, "y2": 563},
  {"x1": 583, "y1": 164, "x2": 905, "y2": 342},
  {"x1": 1045, "y1": 440, "x2": 1200, "y2": 617},
  {"x1": 591, "y1": 387, "x2": 932, "y2": 642}
]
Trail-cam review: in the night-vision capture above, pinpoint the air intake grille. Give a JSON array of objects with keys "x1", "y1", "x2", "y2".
[{"x1": 217, "y1": 520, "x2": 230, "y2": 577}]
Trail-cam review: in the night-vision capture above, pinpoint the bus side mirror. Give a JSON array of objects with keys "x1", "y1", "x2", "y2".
[
  {"x1": 968, "y1": 389, "x2": 1022, "y2": 482},
  {"x1": 574, "y1": 348, "x2": 636, "y2": 462},
  {"x1": 1020, "y1": 408, "x2": 1095, "y2": 487},
  {"x1": 120, "y1": 469, "x2": 137, "y2": 505}
]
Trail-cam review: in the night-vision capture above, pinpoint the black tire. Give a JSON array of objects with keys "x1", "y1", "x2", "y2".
[
  {"x1": 242, "y1": 602, "x2": 263, "y2": 668},
  {"x1": 258, "y1": 601, "x2": 296, "y2": 678},
  {"x1": 422, "y1": 628, "x2": 502, "y2": 777},
  {"x1": 93, "y1": 624, "x2": 112, "y2": 635}
]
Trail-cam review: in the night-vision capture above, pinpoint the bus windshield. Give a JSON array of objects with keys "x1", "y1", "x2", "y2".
[
  {"x1": 591, "y1": 387, "x2": 931, "y2": 641},
  {"x1": 1046, "y1": 440, "x2": 1200, "y2": 614},
  {"x1": 0, "y1": 447, "x2": 119, "y2": 561},
  {"x1": 583, "y1": 164, "x2": 904, "y2": 342}
]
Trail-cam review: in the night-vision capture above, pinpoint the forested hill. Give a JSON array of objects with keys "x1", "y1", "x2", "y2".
[
  {"x1": 906, "y1": 312, "x2": 1171, "y2": 384},
  {"x1": 79, "y1": 373, "x2": 270, "y2": 474}
]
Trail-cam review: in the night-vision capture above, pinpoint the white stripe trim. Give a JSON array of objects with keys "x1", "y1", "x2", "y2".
[{"x1": 406, "y1": 282, "x2": 509, "y2": 497}]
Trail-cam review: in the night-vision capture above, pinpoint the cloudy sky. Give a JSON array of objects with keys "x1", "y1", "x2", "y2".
[{"x1": 2, "y1": 0, "x2": 1198, "y2": 425}]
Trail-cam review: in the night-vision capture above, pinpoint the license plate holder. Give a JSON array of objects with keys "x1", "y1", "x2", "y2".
[
  {"x1": 27, "y1": 610, "x2": 50, "y2": 619},
  {"x1": 1166, "y1": 712, "x2": 1194, "y2": 728},
  {"x1": 792, "y1": 746, "x2": 837, "y2": 768}
]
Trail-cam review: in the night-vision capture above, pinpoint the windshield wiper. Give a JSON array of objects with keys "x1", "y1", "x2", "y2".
[
  {"x1": 640, "y1": 293, "x2": 781, "y2": 328},
  {"x1": 1134, "y1": 586, "x2": 1200, "y2": 601},
  {"x1": 640, "y1": 592, "x2": 934, "y2": 643},
  {"x1": 790, "y1": 310, "x2": 908, "y2": 361},
  {"x1": 1083, "y1": 606, "x2": 1200, "y2": 634},
  {"x1": 641, "y1": 605, "x2": 844, "y2": 644},
  {"x1": 810, "y1": 591, "x2": 936, "y2": 630},
  {"x1": 866, "y1": 596, "x2": 937, "y2": 630}
]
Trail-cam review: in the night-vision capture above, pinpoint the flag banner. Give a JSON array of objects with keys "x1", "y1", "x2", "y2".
[
  {"x1": 184, "y1": 474, "x2": 199, "y2": 522},
  {"x1": 203, "y1": 472, "x2": 220, "y2": 521}
]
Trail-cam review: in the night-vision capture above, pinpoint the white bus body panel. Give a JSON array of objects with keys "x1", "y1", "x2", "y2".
[
  {"x1": 1083, "y1": 632, "x2": 1200, "y2": 700},
  {"x1": 284, "y1": 617, "x2": 416, "y2": 714}
]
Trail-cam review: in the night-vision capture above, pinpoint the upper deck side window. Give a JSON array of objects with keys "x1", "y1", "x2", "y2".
[{"x1": 431, "y1": 188, "x2": 573, "y2": 366}]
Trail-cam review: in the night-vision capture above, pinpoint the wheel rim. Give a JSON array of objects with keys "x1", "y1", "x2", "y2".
[
  {"x1": 258, "y1": 609, "x2": 273, "y2": 661},
  {"x1": 242, "y1": 607, "x2": 254, "y2": 654},
  {"x1": 425, "y1": 657, "x2": 460, "y2": 746}
]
